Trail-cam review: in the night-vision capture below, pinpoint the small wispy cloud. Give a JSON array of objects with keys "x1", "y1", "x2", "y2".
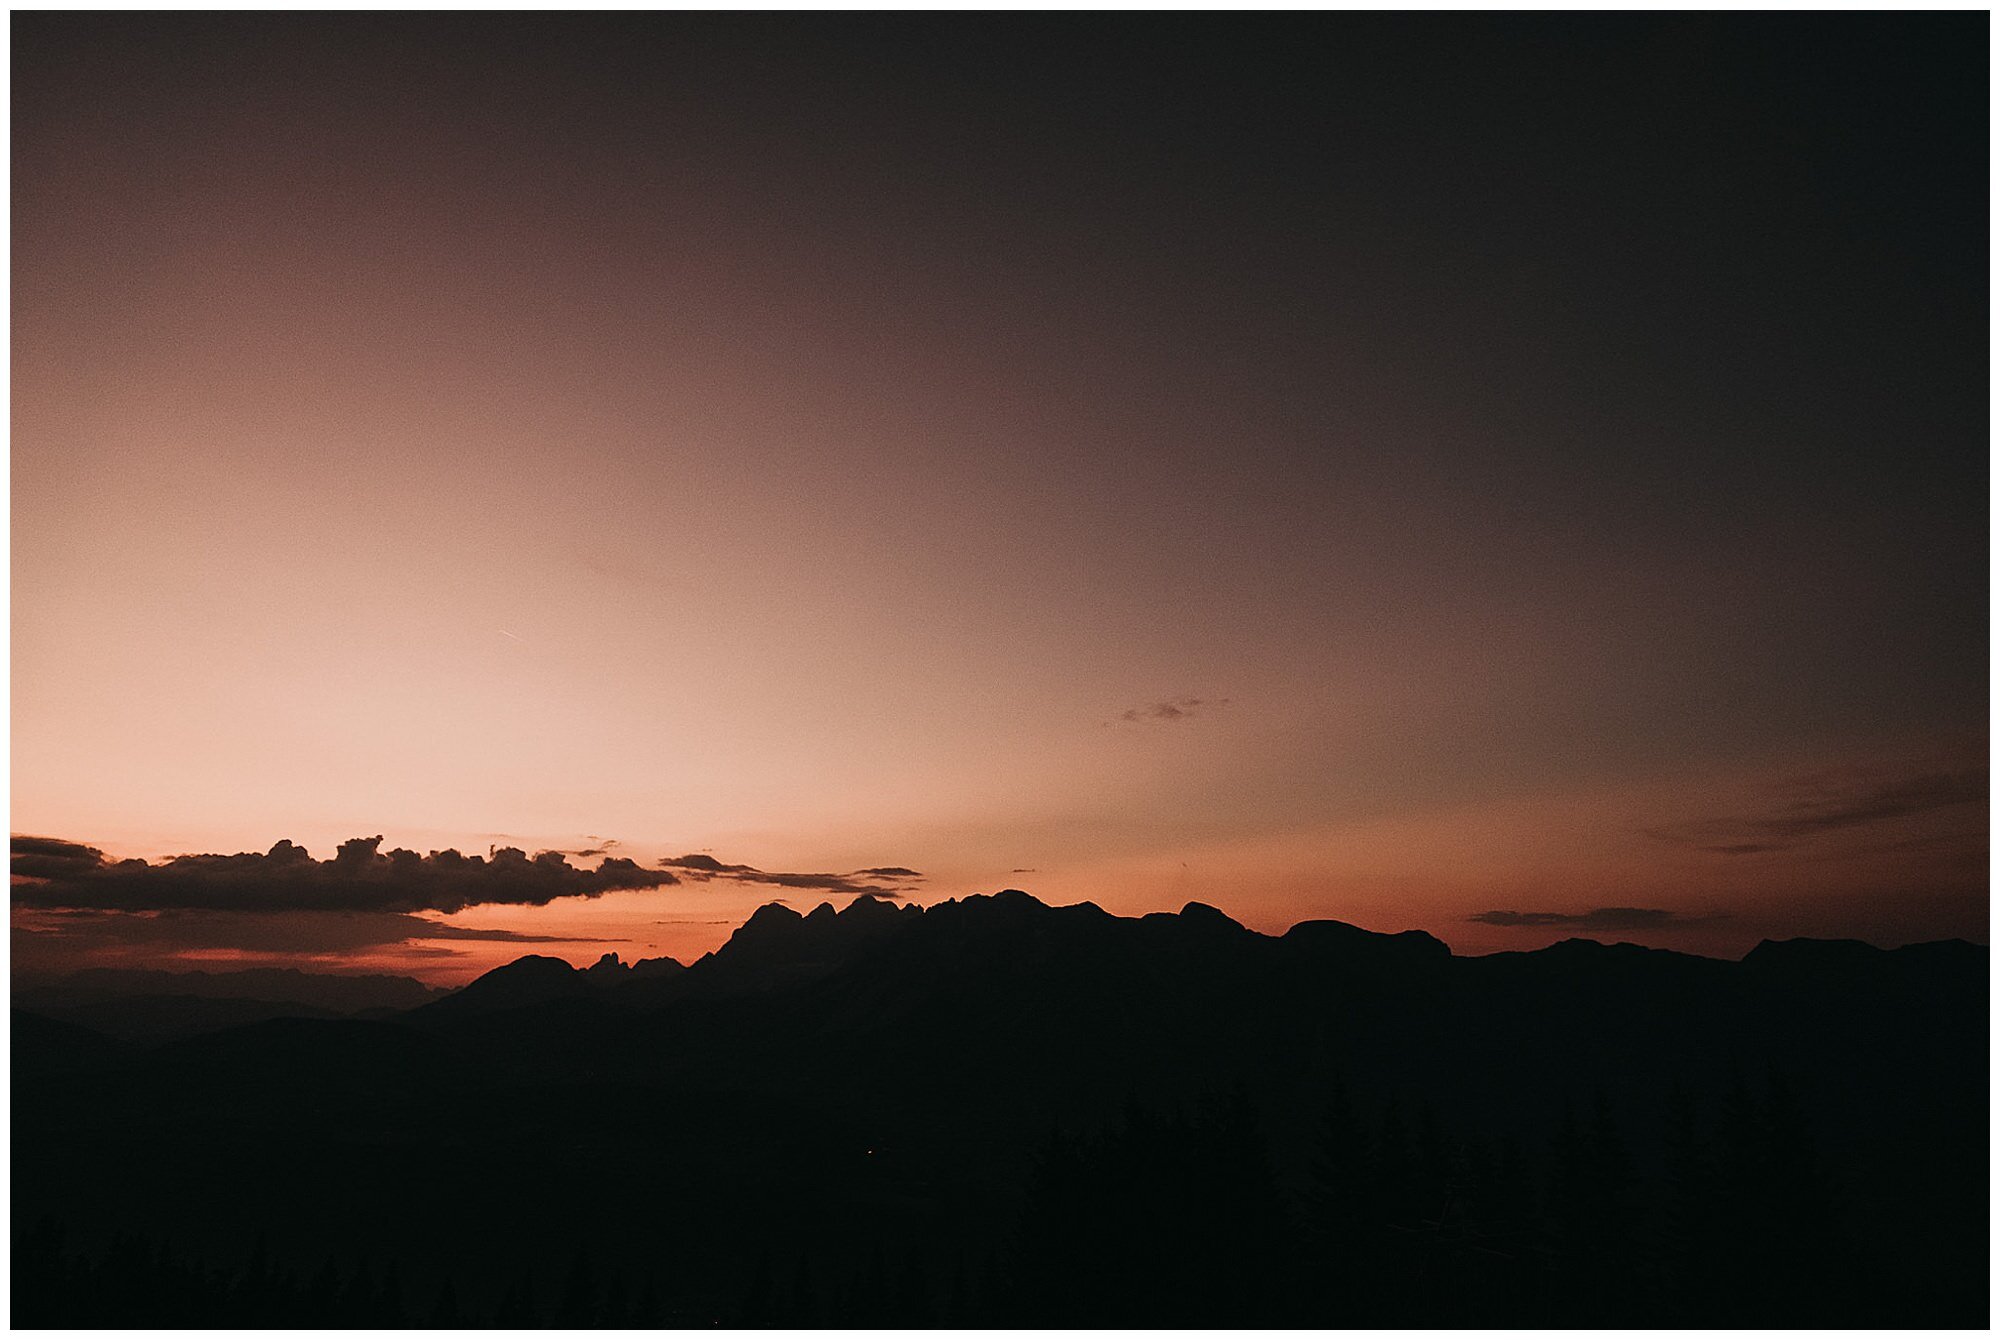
[
  {"x1": 656, "y1": 854, "x2": 924, "y2": 898},
  {"x1": 1109, "y1": 696, "x2": 1230, "y2": 726},
  {"x1": 1647, "y1": 765, "x2": 1986, "y2": 855},
  {"x1": 1469, "y1": 907, "x2": 1724, "y2": 931}
]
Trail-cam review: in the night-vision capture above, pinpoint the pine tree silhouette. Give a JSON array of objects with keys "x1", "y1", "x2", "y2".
[
  {"x1": 377, "y1": 1258, "x2": 407, "y2": 1327},
  {"x1": 599, "y1": 1269, "x2": 630, "y2": 1328},
  {"x1": 1301, "y1": 1078, "x2": 1380, "y2": 1321},
  {"x1": 782, "y1": 1251, "x2": 819, "y2": 1327},
  {"x1": 493, "y1": 1264, "x2": 540, "y2": 1328},
  {"x1": 304, "y1": 1253, "x2": 343, "y2": 1325},
  {"x1": 632, "y1": 1273, "x2": 664, "y2": 1328},
  {"x1": 557, "y1": 1244, "x2": 599, "y2": 1327},
  {"x1": 1660, "y1": 1078, "x2": 1712, "y2": 1324},
  {"x1": 428, "y1": 1273, "x2": 462, "y2": 1327},
  {"x1": 735, "y1": 1246, "x2": 776, "y2": 1327}
]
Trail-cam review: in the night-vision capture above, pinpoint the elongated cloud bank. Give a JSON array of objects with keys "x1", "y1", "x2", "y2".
[
  {"x1": 11, "y1": 835, "x2": 678, "y2": 914},
  {"x1": 655, "y1": 854, "x2": 923, "y2": 898},
  {"x1": 1647, "y1": 767, "x2": 1986, "y2": 854},
  {"x1": 13, "y1": 908, "x2": 626, "y2": 959},
  {"x1": 1468, "y1": 907, "x2": 1723, "y2": 931}
]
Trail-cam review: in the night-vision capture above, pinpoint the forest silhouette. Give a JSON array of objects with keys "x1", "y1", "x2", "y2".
[{"x1": 12, "y1": 891, "x2": 1988, "y2": 1327}]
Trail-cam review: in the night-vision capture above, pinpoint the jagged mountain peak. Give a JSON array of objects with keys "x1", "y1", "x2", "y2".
[
  {"x1": 415, "y1": 953, "x2": 586, "y2": 1019},
  {"x1": 743, "y1": 901, "x2": 804, "y2": 930},
  {"x1": 1177, "y1": 900, "x2": 1245, "y2": 932},
  {"x1": 479, "y1": 954, "x2": 576, "y2": 978},
  {"x1": 1281, "y1": 917, "x2": 1450, "y2": 961},
  {"x1": 842, "y1": 892, "x2": 907, "y2": 919}
]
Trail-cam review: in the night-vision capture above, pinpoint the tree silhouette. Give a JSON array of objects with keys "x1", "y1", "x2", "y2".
[
  {"x1": 557, "y1": 1244, "x2": 600, "y2": 1327},
  {"x1": 1003, "y1": 1089, "x2": 1294, "y2": 1327},
  {"x1": 493, "y1": 1264, "x2": 539, "y2": 1328}
]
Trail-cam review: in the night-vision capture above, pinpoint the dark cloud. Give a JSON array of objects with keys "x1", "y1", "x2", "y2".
[
  {"x1": 415, "y1": 922, "x2": 620, "y2": 944},
  {"x1": 1116, "y1": 696, "x2": 1230, "y2": 724},
  {"x1": 1011, "y1": 868, "x2": 1038, "y2": 874},
  {"x1": 11, "y1": 834, "x2": 679, "y2": 914},
  {"x1": 1469, "y1": 907, "x2": 1723, "y2": 931},
  {"x1": 14, "y1": 834, "x2": 923, "y2": 973},
  {"x1": 1649, "y1": 766, "x2": 1985, "y2": 853},
  {"x1": 1807, "y1": 830, "x2": 1987, "y2": 862},
  {"x1": 12, "y1": 835, "x2": 111, "y2": 879},
  {"x1": 657, "y1": 854, "x2": 923, "y2": 898},
  {"x1": 660, "y1": 854, "x2": 758, "y2": 875},
  {"x1": 1742, "y1": 769, "x2": 1984, "y2": 837},
  {"x1": 11, "y1": 907, "x2": 626, "y2": 958},
  {"x1": 13, "y1": 835, "x2": 106, "y2": 860},
  {"x1": 756, "y1": 872, "x2": 909, "y2": 898}
]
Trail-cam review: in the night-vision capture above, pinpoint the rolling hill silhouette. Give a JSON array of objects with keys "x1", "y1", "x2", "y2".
[
  {"x1": 12, "y1": 891, "x2": 1987, "y2": 1327},
  {"x1": 14, "y1": 966, "x2": 447, "y2": 1041}
]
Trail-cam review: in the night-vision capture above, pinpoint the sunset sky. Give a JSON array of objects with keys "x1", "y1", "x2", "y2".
[{"x1": 12, "y1": 15, "x2": 1987, "y2": 983}]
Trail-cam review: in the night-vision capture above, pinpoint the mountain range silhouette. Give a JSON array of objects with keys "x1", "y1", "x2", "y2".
[{"x1": 12, "y1": 890, "x2": 1988, "y2": 1327}]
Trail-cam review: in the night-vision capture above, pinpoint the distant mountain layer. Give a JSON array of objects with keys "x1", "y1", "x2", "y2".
[
  {"x1": 18, "y1": 965, "x2": 447, "y2": 1012},
  {"x1": 412, "y1": 890, "x2": 1981, "y2": 1036},
  {"x1": 12, "y1": 965, "x2": 449, "y2": 1040}
]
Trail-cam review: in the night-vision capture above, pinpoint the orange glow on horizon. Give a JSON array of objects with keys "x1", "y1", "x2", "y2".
[{"x1": 11, "y1": 725, "x2": 1983, "y2": 988}]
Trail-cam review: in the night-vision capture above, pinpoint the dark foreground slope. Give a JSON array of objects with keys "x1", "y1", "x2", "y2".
[{"x1": 13, "y1": 892, "x2": 1987, "y2": 1327}]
